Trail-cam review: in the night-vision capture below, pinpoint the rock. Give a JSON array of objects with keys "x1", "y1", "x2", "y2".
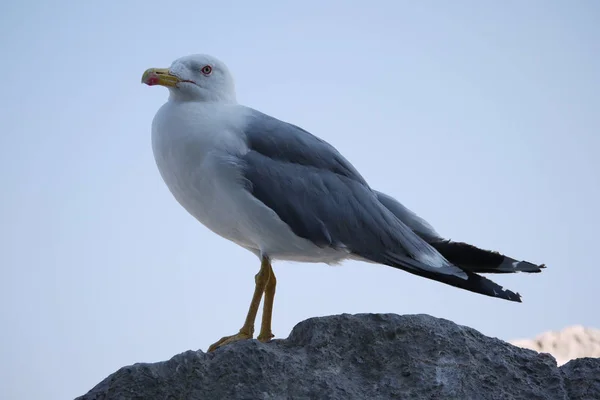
[
  {"x1": 77, "y1": 314, "x2": 600, "y2": 400},
  {"x1": 511, "y1": 325, "x2": 600, "y2": 366},
  {"x1": 562, "y1": 358, "x2": 600, "y2": 400}
]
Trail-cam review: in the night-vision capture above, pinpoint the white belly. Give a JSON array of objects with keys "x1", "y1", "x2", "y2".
[{"x1": 150, "y1": 102, "x2": 349, "y2": 264}]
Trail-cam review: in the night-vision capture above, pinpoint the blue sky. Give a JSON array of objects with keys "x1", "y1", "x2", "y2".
[{"x1": 1, "y1": 1, "x2": 599, "y2": 399}]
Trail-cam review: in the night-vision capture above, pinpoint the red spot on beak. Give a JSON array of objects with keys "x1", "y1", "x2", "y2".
[{"x1": 146, "y1": 75, "x2": 160, "y2": 86}]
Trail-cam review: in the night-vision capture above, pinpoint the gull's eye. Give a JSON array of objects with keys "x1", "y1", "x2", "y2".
[{"x1": 201, "y1": 65, "x2": 212, "y2": 75}]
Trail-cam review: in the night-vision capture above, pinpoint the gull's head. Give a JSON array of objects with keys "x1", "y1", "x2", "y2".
[{"x1": 141, "y1": 54, "x2": 236, "y2": 103}]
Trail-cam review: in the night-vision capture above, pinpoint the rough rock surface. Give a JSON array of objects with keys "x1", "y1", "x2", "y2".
[
  {"x1": 77, "y1": 314, "x2": 600, "y2": 400},
  {"x1": 511, "y1": 325, "x2": 600, "y2": 366}
]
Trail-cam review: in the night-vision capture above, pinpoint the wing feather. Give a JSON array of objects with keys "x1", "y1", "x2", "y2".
[
  {"x1": 233, "y1": 109, "x2": 541, "y2": 301},
  {"x1": 240, "y1": 109, "x2": 465, "y2": 278}
]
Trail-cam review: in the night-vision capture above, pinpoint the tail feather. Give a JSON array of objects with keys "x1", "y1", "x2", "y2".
[
  {"x1": 357, "y1": 251, "x2": 523, "y2": 302},
  {"x1": 429, "y1": 239, "x2": 545, "y2": 274}
]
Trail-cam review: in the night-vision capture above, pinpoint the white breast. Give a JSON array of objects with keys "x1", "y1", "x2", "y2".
[
  {"x1": 151, "y1": 102, "x2": 249, "y2": 243},
  {"x1": 150, "y1": 101, "x2": 350, "y2": 264}
]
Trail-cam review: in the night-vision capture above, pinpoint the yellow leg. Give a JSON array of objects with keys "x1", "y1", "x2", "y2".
[
  {"x1": 257, "y1": 263, "x2": 276, "y2": 342},
  {"x1": 207, "y1": 256, "x2": 272, "y2": 352}
]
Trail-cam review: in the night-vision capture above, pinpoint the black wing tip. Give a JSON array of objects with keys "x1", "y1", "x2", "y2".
[
  {"x1": 513, "y1": 260, "x2": 547, "y2": 273},
  {"x1": 373, "y1": 254, "x2": 526, "y2": 303},
  {"x1": 430, "y1": 239, "x2": 547, "y2": 275},
  {"x1": 485, "y1": 280, "x2": 523, "y2": 303},
  {"x1": 506, "y1": 290, "x2": 523, "y2": 303}
]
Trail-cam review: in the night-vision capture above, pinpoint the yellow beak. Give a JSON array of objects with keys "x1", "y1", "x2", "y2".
[{"x1": 141, "y1": 68, "x2": 181, "y2": 87}]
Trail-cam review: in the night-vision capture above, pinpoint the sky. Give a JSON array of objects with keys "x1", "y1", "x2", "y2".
[{"x1": 1, "y1": 1, "x2": 599, "y2": 399}]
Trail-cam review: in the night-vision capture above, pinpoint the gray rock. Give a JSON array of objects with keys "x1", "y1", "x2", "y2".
[
  {"x1": 76, "y1": 314, "x2": 600, "y2": 400},
  {"x1": 562, "y1": 358, "x2": 600, "y2": 400}
]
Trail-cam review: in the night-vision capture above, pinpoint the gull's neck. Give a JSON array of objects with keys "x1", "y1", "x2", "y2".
[{"x1": 168, "y1": 89, "x2": 237, "y2": 104}]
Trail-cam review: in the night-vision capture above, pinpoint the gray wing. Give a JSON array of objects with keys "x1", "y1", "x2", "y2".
[
  {"x1": 237, "y1": 109, "x2": 531, "y2": 302},
  {"x1": 242, "y1": 108, "x2": 369, "y2": 186},
  {"x1": 373, "y1": 191, "x2": 441, "y2": 241},
  {"x1": 240, "y1": 109, "x2": 464, "y2": 278}
]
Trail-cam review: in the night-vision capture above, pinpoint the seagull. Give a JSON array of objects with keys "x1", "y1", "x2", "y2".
[{"x1": 141, "y1": 54, "x2": 545, "y2": 352}]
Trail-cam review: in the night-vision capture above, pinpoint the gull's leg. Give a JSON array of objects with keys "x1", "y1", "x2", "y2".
[
  {"x1": 207, "y1": 256, "x2": 272, "y2": 352},
  {"x1": 257, "y1": 262, "x2": 276, "y2": 343}
]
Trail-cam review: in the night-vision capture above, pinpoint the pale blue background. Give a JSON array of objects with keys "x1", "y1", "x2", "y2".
[{"x1": 1, "y1": 1, "x2": 599, "y2": 399}]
